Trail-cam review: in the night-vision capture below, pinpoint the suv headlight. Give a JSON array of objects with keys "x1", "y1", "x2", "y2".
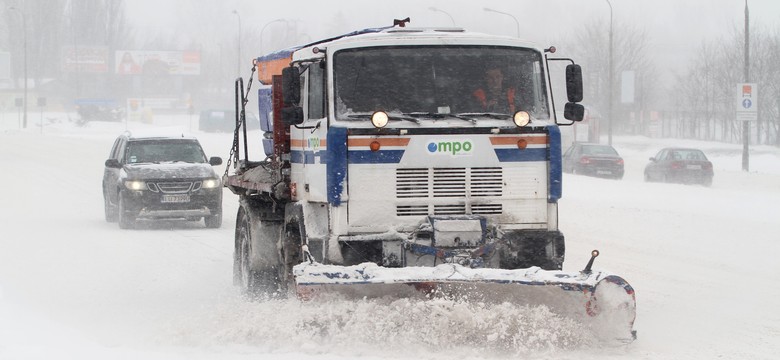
[
  {"x1": 124, "y1": 180, "x2": 148, "y2": 191},
  {"x1": 201, "y1": 178, "x2": 221, "y2": 189}
]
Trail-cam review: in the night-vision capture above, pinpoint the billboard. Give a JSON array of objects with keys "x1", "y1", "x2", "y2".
[
  {"x1": 115, "y1": 50, "x2": 201, "y2": 75},
  {"x1": 63, "y1": 46, "x2": 109, "y2": 73}
]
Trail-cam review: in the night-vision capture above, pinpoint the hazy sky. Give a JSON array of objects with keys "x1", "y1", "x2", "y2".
[
  {"x1": 125, "y1": 0, "x2": 780, "y2": 84},
  {"x1": 126, "y1": 0, "x2": 780, "y2": 43}
]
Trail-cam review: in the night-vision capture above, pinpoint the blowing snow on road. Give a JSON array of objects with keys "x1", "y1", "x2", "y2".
[{"x1": 1, "y1": 115, "x2": 779, "y2": 359}]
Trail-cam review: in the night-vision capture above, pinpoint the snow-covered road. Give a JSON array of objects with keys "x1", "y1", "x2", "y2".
[{"x1": 1, "y1": 116, "x2": 779, "y2": 359}]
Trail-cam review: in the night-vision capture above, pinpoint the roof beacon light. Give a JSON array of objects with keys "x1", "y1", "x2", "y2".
[
  {"x1": 371, "y1": 111, "x2": 389, "y2": 128},
  {"x1": 513, "y1": 111, "x2": 531, "y2": 127}
]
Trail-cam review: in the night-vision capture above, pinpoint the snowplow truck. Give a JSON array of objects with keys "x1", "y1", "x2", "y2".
[{"x1": 225, "y1": 22, "x2": 636, "y2": 340}]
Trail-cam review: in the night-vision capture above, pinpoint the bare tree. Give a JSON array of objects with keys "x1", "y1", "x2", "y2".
[
  {"x1": 564, "y1": 19, "x2": 661, "y2": 138},
  {"x1": 672, "y1": 24, "x2": 780, "y2": 146}
]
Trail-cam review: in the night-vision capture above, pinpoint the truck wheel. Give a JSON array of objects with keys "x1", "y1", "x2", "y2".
[
  {"x1": 204, "y1": 208, "x2": 222, "y2": 228},
  {"x1": 233, "y1": 207, "x2": 284, "y2": 298},
  {"x1": 118, "y1": 193, "x2": 136, "y2": 229},
  {"x1": 281, "y1": 224, "x2": 303, "y2": 291},
  {"x1": 235, "y1": 219, "x2": 261, "y2": 295},
  {"x1": 103, "y1": 190, "x2": 118, "y2": 223}
]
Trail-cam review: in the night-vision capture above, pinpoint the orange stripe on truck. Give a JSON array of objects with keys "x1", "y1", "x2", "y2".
[
  {"x1": 348, "y1": 138, "x2": 411, "y2": 147},
  {"x1": 489, "y1": 136, "x2": 548, "y2": 145}
]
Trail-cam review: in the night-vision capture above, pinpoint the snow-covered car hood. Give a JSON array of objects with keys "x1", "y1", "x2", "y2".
[{"x1": 122, "y1": 163, "x2": 218, "y2": 180}]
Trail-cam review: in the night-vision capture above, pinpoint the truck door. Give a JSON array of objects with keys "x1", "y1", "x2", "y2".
[{"x1": 295, "y1": 61, "x2": 329, "y2": 202}]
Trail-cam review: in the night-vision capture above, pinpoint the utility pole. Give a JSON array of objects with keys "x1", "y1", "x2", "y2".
[
  {"x1": 9, "y1": 6, "x2": 28, "y2": 128},
  {"x1": 429, "y1": 7, "x2": 456, "y2": 26},
  {"x1": 483, "y1": 8, "x2": 520, "y2": 38},
  {"x1": 606, "y1": 0, "x2": 613, "y2": 145},
  {"x1": 232, "y1": 10, "x2": 242, "y2": 78},
  {"x1": 260, "y1": 19, "x2": 288, "y2": 56},
  {"x1": 742, "y1": 0, "x2": 750, "y2": 171}
]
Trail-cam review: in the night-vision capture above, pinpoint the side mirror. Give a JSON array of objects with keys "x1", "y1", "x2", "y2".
[
  {"x1": 282, "y1": 67, "x2": 300, "y2": 106},
  {"x1": 281, "y1": 106, "x2": 304, "y2": 126},
  {"x1": 649, "y1": 157, "x2": 656, "y2": 162},
  {"x1": 564, "y1": 103, "x2": 584, "y2": 121},
  {"x1": 565, "y1": 64, "x2": 583, "y2": 103},
  {"x1": 105, "y1": 159, "x2": 121, "y2": 168},
  {"x1": 281, "y1": 66, "x2": 304, "y2": 126},
  {"x1": 209, "y1": 156, "x2": 223, "y2": 166}
]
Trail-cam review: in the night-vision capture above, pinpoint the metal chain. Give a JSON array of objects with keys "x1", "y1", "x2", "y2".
[{"x1": 224, "y1": 62, "x2": 258, "y2": 178}]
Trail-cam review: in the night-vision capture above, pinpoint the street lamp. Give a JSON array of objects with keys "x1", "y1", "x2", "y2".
[
  {"x1": 605, "y1": 0, "x2": 614, "y2": 145},
  {"x1": 429, "y1": 7, "x2": 456, "y2": 26},
  {"x1": 483, "y1": 7, "x2": 519, "y2": 38},
  {"x1": 260, "y1": 19, "x2": 288, "y2": 56},
  {"x1": 232, "y1": 10, "x2": 241, "y2": 77},
  {"x1": 8, "y1": 5, "x2": 28, "y2": 129}
]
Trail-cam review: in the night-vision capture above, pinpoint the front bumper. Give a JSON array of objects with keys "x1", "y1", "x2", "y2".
[
  {"x1": 120, "y1": 188, "x2": 221, "y2": 219},
  {"x1": 575, "y1": 164, "x2": 624, "y2": 178}
]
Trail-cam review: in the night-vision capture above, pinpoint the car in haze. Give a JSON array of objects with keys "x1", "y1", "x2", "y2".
[
  {"x1": 644, "y1": 147, "x2": 713, "y2": 186},
  {"x1": 102, "y1": 132, "x2": 223, "y2": 229},
  {"x1": 198, "y1": 109, "x2": 259, "y2": 132},
  {"x1": 562, "y1": 142, "x2": 625, "y2": 179}
]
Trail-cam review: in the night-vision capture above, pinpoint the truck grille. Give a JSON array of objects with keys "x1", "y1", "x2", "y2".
[
  {"x1": 154, "y1": 181, "x2": 195, "y2": 194},
  {"x1": 397, "y1": 167, "x2": 503, "y2": 198},
  {"x1": 396, "y1": 167, "x2": 503, "y2": 217}
]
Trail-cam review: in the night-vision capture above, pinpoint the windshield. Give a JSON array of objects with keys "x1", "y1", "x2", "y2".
[
  {"x1": 126, "y1": 140, "x2": 207, "y2": 164},
  {"x1": 582, "y1": 145, "x2": 618, "y2": 156},
  {"x1": 333, "y1": 46, "x2": 549, "y2": 121}
]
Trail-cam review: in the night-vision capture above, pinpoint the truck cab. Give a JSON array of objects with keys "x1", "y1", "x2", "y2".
[{"x1": 229, "y1": 25, "x2": 584, "y2": 294}]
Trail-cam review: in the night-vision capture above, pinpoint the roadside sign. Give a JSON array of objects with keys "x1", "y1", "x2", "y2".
[{"x1": 736, "y1": 83, "x2": 757, "y2": 121}]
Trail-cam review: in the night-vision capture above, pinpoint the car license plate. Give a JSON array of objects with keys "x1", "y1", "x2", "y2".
[
  {"x1": 597, "y1": 170, "x2": 612, "y2": 175},
  {"x1": 161, "y1": 194, "x2": 190, "y2": 203},
  {"x1": 687, "y1": 165, "x2": 702, "y2": 170}
]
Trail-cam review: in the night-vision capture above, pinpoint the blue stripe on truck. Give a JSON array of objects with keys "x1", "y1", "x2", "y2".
[
  {"x1": 327, "y1": 127, "x2": 348, "y2": 206},
  {"x1": 547, "y1": 125, "x2": 562, "y2": 203},
  {"x1": 493, "y1": 148, "x2": 547, "y2": 162},
  {"x1": 348, "y1": 150, "x2": 406, "y2": 164}
]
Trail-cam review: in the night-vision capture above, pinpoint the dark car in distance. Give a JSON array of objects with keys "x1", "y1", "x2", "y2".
[
  {"x1": 562, "y1": 142, "x2": 625, "y2": 179},
  {"x1": 102, "y1": 132, "x2": 223, "y2": 229},
  {"x1": 644, "y1": 147, "x2": 713, "y2": 186},
  {"x1": 199, "y1": 109, "x2": 259, "y2": 132}
]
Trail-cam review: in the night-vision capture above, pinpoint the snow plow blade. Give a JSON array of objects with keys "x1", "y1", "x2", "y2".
[{"x1": 293, "y1": 262, "x2": 636, "y2": 341}]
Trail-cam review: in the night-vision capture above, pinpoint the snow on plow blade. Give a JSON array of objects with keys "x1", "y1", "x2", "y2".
[{"x1": 293, "y1": 262, "x2": 636, "y2": 341}]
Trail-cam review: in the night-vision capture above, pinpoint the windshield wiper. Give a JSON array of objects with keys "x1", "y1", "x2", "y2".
[
  {"x1": 403, "y1": 112, "x2": 477, "y2": 124},
  {"x1": 456, "y1": 112, "x2": 511, "y2": 120},
  {"x1": 346, "y1": 113, "x2": 421, "y2": 124}
]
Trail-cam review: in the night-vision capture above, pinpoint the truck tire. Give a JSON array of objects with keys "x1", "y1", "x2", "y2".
[
  {"x1": 118, "y1": 193, "x2": 136, "y2": 229},
  {"x1": 233, "y1": 205, "x2": 284, "y2": 298},
  {"x1": 281, "y1": 223, "x2": 303, "y2": 290}
]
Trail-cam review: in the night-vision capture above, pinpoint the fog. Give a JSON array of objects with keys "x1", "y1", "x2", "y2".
[
  {"x1": 2, "y1": 1, "x2": 780, "y2": 359},
  {"x1": 127, "y1": 0, "x2": 780, "y2": 79},
  {"x1": 4, "y1": 0, "x2": 780, "y2": 144}
]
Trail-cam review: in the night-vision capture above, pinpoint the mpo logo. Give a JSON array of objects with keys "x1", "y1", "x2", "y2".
[{"x1": 427, "y1": 140, "x2": 474, "y2": 156}]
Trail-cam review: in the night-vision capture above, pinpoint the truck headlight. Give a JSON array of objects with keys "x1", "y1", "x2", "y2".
[
  {"x1": 513, "y1": 111, "x2": 530, "y2": 127},
  {"x1": 201, "y1": 178, "x2": 221, "y2": 189},
  {"x1": 124, "y1": 180, "x2": 148, "y2": 191},
  {"x1": 371, "y1": 111, "x2": 389, "y2": 128}
]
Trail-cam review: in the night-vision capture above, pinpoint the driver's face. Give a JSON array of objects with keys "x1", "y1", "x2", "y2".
[{"x1": 486, "y1": 68, "x2": 503, "y2": 92}]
